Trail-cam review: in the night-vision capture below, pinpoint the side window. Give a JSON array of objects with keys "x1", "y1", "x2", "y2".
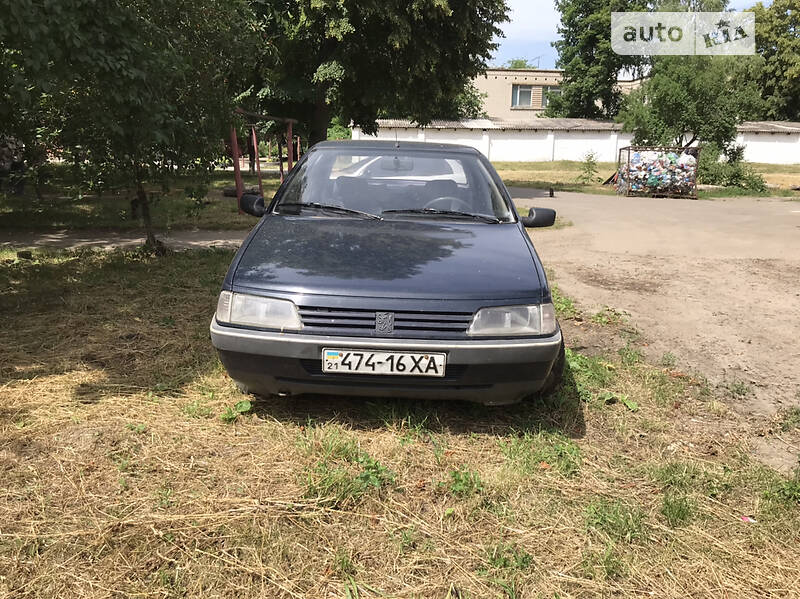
[{"x1": 511, "y1": 84, "x2": 533, "y2": 108}]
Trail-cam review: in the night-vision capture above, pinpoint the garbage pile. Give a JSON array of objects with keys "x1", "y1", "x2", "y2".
[{"x1": 617, "y1": 149, "x2": 697, "y2": 197}]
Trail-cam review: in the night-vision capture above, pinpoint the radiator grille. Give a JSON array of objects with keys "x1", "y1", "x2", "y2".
[{"x1": 297, "y1": 306, "x2": 473, "y2": 339}]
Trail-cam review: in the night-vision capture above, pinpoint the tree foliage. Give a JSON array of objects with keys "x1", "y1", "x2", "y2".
[
  {"x1": 545, "y1": 0, "x2": 648, "y2": 119},
  {"x1": 503, "y1": 58, "x2": 540, "y2": 68},
  {"x1": 618, "y1": 55, "x2": 764, "y2": 149},
  {"x1": 547, "y1": 0, "x2": 735, "y2": 119},
  {"x1": 0, "y1": 0, "x2": 257, "y2": 244},
  {"x1": 431, "y1": 82, "x2": 488, "y2": 120},
  {"x1": 751, "y1": 0, "x2": 800, "y2": 121},
  {"x1": 249, "y1": 0, "x2": 509, "y2": 142}
]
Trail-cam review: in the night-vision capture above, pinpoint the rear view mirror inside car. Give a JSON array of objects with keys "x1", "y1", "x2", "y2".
[{"x1": 379, "y1": 156, "x2": 415, "y2": 172}]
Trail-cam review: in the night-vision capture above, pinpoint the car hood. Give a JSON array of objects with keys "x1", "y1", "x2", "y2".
[{"x1": 233, "y1": 216, "x2": 543, "y2": 300}]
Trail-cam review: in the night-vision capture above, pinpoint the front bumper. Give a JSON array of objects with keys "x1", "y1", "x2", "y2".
[{"x1": 210, "y1": 317, "x2": 562, "y2": 405}]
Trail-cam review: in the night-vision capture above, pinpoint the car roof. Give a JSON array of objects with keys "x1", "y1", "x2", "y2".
[{"x1": 312, "y1": 139, "x2": 481, "y2": 155}]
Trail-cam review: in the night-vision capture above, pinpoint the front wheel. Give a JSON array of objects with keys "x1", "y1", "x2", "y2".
[{"x1": 540, "y1": 339, "x2": 565, "y2": 396}]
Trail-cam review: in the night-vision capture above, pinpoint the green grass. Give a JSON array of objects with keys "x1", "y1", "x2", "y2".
[
  {"x1": 300, "y1": 423, "x2": 396, "y2": 506},
  {"x1": 443, "y1": 468, "x2": 484, "y2": 498},
  {"x1": 0, "y1": 168, "x2": 278, "y2": 231},
  {"x1": 779, "y1": 406, "x2": 800, "y2": 432},
  {"x1": 2, "y1": 249, "x2": 800, "y2": 597},
  {"x1": 659, "y1": 352, "x2": 677, "y2": 368},
  {"x1": 493, "y1": 160, "x2": 618, "y2": 196},
  {"x1": 651, "y1": 461, "x2": 704, "y2": 491},
  {"x1": 562, "y1": 348, "x2": 616, "y2": 403},
  {"x1": 618, "y1": 344, "x2": 643, "y2": 367},
  {"x1": 765, "y1": 472, "x2": 800, "y2": 505},
  {"x1": 591, "y1": 306, "x2": 628, "y2": 326},
  {"x1": 725, "y1": 380, "x2": 752, "y2": 398},
  {"x1": 485, "y1": 542, "x2": 533, "y2": 571},
  {"x1": 581, "y1": 542, "x2": 627, "y2": 580},
  {"x1": 500, "y1": 430, "x2": 581, "y2": 477},
  {"x1": 550, "y1": 283, "x2": 579, "y2": 320},
  {"x1": 661, "y1": 492, "x2": 694, "y2": 527},
  {"x1": 584, "y1": 498, "x2": 647, "y2": 543}
]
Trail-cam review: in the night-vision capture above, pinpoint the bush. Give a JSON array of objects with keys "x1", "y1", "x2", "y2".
[
  {"x1": 577, "y1": 151, "x2": 599, "y2": 184},
  {"x1": 698, "y1": 143, "x2": 767, "y2": 193}
]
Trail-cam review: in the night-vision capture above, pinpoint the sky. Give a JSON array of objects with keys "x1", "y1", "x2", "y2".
[{"x1": 491, "y1": 0, "x2": 769, "y2": 69}]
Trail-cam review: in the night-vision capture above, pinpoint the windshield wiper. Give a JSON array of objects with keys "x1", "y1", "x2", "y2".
[
  {"x1": 382, "y1": 208, "x2": 501, "y2": 224},
  {"x1": 278, "y1": 202, "x2": 382, "y2": 220}
]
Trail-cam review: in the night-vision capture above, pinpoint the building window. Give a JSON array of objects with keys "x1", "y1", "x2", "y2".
[
  {"x1": 511, "y1": 84, "x2": 533, "y2": 107},
  {"x1": 542, "y1": 86, "x2": 561, "y2": 107}
]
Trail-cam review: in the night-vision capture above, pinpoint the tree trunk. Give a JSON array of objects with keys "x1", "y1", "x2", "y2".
[
  {"x1": 136, "y1": 179, "x2": 161, "y2": 251},
  {"x1": 130, "y1": 191, "x2": 139, "y2": 219},
  {"x1": 309, "y1": 87, "x2": 331, "y2": 146}
]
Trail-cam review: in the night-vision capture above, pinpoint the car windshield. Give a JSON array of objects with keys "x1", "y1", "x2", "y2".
[{"x1": 274, "y1": 147, "x2": 514, "y2": 223}]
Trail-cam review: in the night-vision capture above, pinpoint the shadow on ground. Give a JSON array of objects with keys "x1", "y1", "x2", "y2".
[
  {"x1": 251, "y1": 365, "x2": 585, "y2": 439},
  {"x1": 0, "y1": 248, "x2": 234, "y2": 396}
]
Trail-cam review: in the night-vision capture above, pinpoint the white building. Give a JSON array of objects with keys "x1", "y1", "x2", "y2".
[{"x1": 352, "y1": 119, "x2": 800, "y2": 165}]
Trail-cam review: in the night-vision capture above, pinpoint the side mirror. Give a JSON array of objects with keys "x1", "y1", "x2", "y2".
[
  {"x1": 240, "y1": 193, "x2": 265, "y2": 217},
  {"x1": 520, "y1": 207, "x2": 556, "y2": 228}
]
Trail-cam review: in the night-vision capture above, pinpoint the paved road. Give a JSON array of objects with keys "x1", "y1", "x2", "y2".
[{"x1": 512, "y1": 188, "x2": 800, "y2": 422}]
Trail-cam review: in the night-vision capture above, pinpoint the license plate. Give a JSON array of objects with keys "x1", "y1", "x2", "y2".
[{"x1": 322, "y1": 348, "x2": 446, "y2": 377}]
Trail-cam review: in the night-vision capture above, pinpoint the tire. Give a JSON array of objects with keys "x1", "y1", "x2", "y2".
[{"x1": 540, "y1": 339, "x2": 565, "y2": 396}]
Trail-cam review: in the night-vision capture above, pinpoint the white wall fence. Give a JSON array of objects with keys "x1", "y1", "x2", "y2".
[
  {"x1": 735, "y1": 131, "x2": 800, "y2": 165},
  {"x1": 352, "y1": 121, "x2": 800, "y2": 165}
]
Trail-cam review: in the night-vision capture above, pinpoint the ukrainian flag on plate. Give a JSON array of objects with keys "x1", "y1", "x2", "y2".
[{"x1": 325, "y1": 350, "x2": 342, "y2": 360}]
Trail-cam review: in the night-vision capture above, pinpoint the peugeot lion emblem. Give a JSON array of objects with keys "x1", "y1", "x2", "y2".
[{"x1": 375, "y1": 312, "x2": 395, "y2": 334}]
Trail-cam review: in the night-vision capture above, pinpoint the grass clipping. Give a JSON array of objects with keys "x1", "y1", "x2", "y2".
[{"x1": 1, "y1": 249, "x2": 799, "y2": 598}]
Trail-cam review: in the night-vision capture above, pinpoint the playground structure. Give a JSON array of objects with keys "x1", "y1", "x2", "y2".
[{"x1": 229, "y1": 109, "x2": 301, "y2": 212}]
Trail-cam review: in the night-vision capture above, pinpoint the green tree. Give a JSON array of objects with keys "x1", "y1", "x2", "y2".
[
  {"x1": 250, "y1": 0, "x2": 509, "y2": 144},
  {"x1": 547, "y1": 0, "x2": 732, "y2": 119},
  {"x1": 503, "y1": 58, "x2": 539, "y2": 68},
  {"x1": 546, "y1": 0, "x2": 649, "y2": 119},
  {"x1": 751, "y1": 0, "x2": 800, "y2": 121},
  {"x1": 433, "y1": 81, "x2": 488, "y2": 120},
  {"x1": 618, "y1": 55, "x2": 765, "y2": 148},
  {"x1": 0, "y1": 0, "x2": 256, "y2": 246}
]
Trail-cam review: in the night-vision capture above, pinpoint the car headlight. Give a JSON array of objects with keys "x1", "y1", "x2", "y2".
[
  {"x1": 467, "y1": 303, "x2": 557, "y2": 336},
  {"x1": 216, "y1": 291, "x2": 302, "y2": 331}
]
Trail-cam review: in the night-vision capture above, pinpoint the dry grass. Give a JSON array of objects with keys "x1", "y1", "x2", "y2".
[
  {"x1": 1, "y1": 249, "x2": 799, "y2": 598},
  {"x1": 749, "y1": 162, "x2": 800, "y2": 189},
  {"x1": 493, "y1": 161, "x2": 618, "y2": 196},
  {"x1": 494, "y1": 160, "x2": 800, "y2": 198}
]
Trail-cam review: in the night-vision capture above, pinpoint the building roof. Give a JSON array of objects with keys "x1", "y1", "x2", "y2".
[
  {"x1": 482, "y1": 67, "x2": 564, "y2": 74},
  {"x1": 375, "y1": 118, "x2": 625, "y2": 132},
  {"x1": 737, "y1": 121, "x2": 800, "y2": 133}
]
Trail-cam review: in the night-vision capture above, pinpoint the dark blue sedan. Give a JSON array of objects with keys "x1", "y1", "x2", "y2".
[{"x1": 210, "y1": 140, "x2": 564, "y2": 405}]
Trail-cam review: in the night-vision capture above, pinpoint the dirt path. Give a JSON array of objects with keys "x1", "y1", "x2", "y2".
[{"x1": 514, "y1": 189, "x2": 800, "y2": 422}]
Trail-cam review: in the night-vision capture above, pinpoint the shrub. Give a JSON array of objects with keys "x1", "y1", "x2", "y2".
[
  {"x1": 698, "y1": 143, "x2": 767, "y2": 192},
  {"x1": 577, "y1": 151, "x2": 599, "y2": 184}
]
